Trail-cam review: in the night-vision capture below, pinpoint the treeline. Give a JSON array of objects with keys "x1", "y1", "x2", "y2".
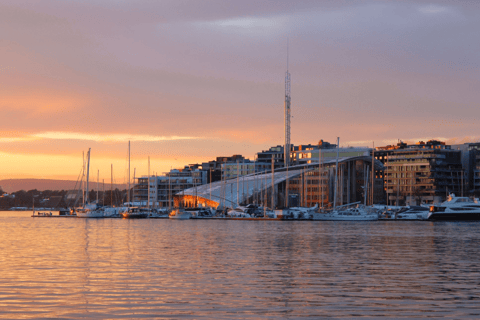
[{"x1": 0, "y1": 188, "x2": 131, "y2": 209}]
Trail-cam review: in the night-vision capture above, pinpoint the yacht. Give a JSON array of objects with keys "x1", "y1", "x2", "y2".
[
  {"x1": 428, "y1": 194, "x2": 480, "y2": 220},
  {"x1": 314, "y1": 205, "x2": 379, "y2": 221},
  {"x1": 76, "y1": 206, "x2": 105, "y2": 218},
  {"x1": 276, "y1": 205, "x2": 317, "y2": 220},
  {"x1": 380, "y1": 206, "x2": 430, "y2": 220},
  {"x1": 121, "y1": 207, "x2": 149, "y2": 219},
  {"x1": 169, "y1": 208, "x2": 191, "y2": 219}
]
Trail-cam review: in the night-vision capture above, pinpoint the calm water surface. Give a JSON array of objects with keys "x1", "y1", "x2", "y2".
[{"x1": 1, "y1": 211, "x2": 480, "y2": 319}]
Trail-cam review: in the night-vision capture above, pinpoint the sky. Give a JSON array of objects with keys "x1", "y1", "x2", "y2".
[{"x1": 1, "y1": 0, "x2": 479, "y2": 182}]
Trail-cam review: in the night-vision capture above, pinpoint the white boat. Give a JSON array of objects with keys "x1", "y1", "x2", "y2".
[
  {"x1": 169, "y1": 208, "x2": 191, "y2": 219},
  {"x1": 75, "y1": 148, "x2": 106, "y2": 218},
  {"x1": 103, "y1": 206, "x2": 125, "y2": 217},
  {"x1": 76, "y1": 206, "x2": 105, "y2": 218},
  {"x1": 428, "y1": 194, "x2": 480, "y2": 220},
  {"x1": 276, "y1": 205, "x2": 317, "y2": 220},
  {"x1": 314, "y1": 205, "x2": 379, "y2": 221},
  {"x1": 379, "y1": 206, "x2": 430, "y2": 220}
]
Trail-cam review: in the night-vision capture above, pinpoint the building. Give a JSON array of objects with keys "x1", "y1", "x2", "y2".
[
  {"x1": 179, "y1": 155, "x2": 384, "y2": 209},
  {"x1": 135, "y1": 166, "x2": 207, "y2": 208},
  {"x1": 376, "y1": 140, "x2": 463, "y2": 205},
  {"x1": 256, "y1": 145, "x2": 286, "y2": 168},
  {"x1": 201, "y1": 155, "x2": 246, "y2": 183},
  {"x1": 221, "y1": 160, "x2": 270, "y2": 180},
  {"x1": 451, "y1": 142, "x2": 480, "y2": 196}
]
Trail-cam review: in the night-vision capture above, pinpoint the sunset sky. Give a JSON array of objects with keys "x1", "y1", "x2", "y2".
[{"x1": 1, "y1": 0, "x2": 479, "y2": 182}]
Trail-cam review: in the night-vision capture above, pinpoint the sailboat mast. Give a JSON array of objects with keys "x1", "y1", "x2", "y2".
[
  {"x1": 333, "y1": 138, "x2": 339, "y2": 210},
  {"x1": 128, "y1": 141, "x2": 130, "y2": 205},
  {"x1": 82, "y1": 151, "x2": 85, "y2": 207},
  {"x1": 133, "y1": 168, "x2": 136, "y2": 207},
  {"x1": 271, "y1": 157, "x2": 275, "y2": 209},
  {"x1": 371, "y1": 142, "x2": 375, "y2": 206},
  {"x1": 148, "y1": 156, "x2": 150, "y2": 209},
  {"x1": 97, "y1": 169, "x2": 99, "y2": 204},
  {"x1": 86, "y1": 148, "x2": 91, "y2": 204},
  {"x1": 111, "y1": 164, "x2": 113, "y2": 207}
]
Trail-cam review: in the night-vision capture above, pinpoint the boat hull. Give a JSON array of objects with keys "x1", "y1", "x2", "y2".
[
  {"x1": 121, "y1": 213, "x2": 149, "y2": 219},
  {"x1": 428, "y1": 211, "x2": 480, "y2": 221},
  {"x1": 169, "y1": 212, "x2": 191, "y2": 219},
  {"x1": 76, "y1": 211, "x2": 104, "y2": 218},
  {"x1": 313, "y1": 215, "x2": 378, "y2": 221}
]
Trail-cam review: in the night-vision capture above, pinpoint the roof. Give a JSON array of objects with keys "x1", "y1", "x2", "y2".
[{"x1": 179, "y1": 155, "x2": 382, "y2": 207}]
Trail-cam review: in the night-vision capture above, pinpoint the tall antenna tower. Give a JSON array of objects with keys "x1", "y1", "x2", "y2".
[{"x1": 284, "y1": 40, "x2": 291, "y2": 167}]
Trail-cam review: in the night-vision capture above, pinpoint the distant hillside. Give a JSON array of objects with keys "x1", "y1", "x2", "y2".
[{"x1": 0, "y1": 179, "x2": 127, "y2": 193}]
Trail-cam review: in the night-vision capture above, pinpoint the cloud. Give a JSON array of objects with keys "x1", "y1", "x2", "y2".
[
  {"x1": 418, "y1": 4, "x2": 449, "y2": 15},
  {"x1": 346, "y1": 136, "x2": 480, "y2": 148},
  {"x1": 0, "y1": 132, "x2": 202, "y2": 143},
  {"x1": 33, "y1": 132, "x2": 202, "y2": 143}
]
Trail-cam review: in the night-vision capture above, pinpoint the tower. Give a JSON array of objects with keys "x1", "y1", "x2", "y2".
[{"x1": 284, "y1": 42, "x2": 291, "y2": 168}]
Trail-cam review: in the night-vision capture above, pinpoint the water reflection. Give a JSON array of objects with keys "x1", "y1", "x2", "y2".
[{"x1": 1, "y1": 212, "x2": 480, "y2": 318}]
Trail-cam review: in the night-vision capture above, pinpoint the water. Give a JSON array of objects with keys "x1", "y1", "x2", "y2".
[{"x1": 1, "y1": 211, "x2": 480, "y2": 319}]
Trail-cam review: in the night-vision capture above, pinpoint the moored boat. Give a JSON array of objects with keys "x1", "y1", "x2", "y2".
[
  {"x1": 121, "y1": 207, "x2": 149, "y2": 219},
  {"x1": 169, "y1": 208, "x2": 191, "y2": 219},
  {"x1": 428, "y1": 194, "x2": 480, "y2": 220},
  {"x1": 313, "y1": 204, "x2": 379, "y2": 221}
]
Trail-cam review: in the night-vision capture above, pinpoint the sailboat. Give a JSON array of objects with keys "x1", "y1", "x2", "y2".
[
  {"x1": 76, "y1": 148, "x2": 105, "y2": 218},
  {"x1": 121, "y1": 141, "x2": 149, "y2": 219}
]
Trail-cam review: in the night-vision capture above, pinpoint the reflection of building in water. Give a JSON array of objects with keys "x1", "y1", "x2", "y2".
[{"x1": 177, "y1": 155, "x2": 384, "y2": 209}]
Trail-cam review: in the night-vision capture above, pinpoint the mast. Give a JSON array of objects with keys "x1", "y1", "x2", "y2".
[
  {"x1": 168, "y1": 168, "x2": 172, "y2": 210},
  {"x1": 86, "y1": 148, "x2": 91, "y2": 205},
  {"x1": 236, "y1": 160, "x2": 239, "y2": 207},
  {"x1": 333, "y1": 138, "x2": 339, "y2": 209},
  {"x1": 127, "y1": 141, "x2": 131, "y2": 205},
  {"x1": 133, "y1": 168, "x2": 136, "y2": 207},
  {"x1": 271, "y1": 156, "x2": 275, "y2": 209},
  {"x1": 111, "y1": 164, "x2": 113, "y2": 207},
  {"x1": 371, "y1": 142, "x2": 375, "y2": 205},
  {"x1": 284, "y1": 39, "x2": 291, "y2": 168},
  {"x1": 242, "y1": 161, "x2": 245, "y2": 204},
  {"x1": 97, "y1": 169, "x2": 99, "y2": 204},
  {"x1": 82, "y1": 151, "x2": 85, "y2": 207},
  {"x1": 148, "y1": 156, "x2": 150, "y2": 209},
  {"x1": 319, "y1": 148, "x2": 322, "y2": 209}
]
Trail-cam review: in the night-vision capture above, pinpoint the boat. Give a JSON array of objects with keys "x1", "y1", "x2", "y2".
[
  {"x1": 379, "y1": 206, "x2": 430, "y2": 220},
  {"x1": 120, "y1": 142, "x2": 148, "y2": 219},
  {"x1": 148, "y1": 208, "x2": 170, "y2": 219},
  {"x1": 313, "y1": 204, "x2": 379, "y2": 221},
  {"x1": 76, "y1": 148, "x2": 105, "y2": 218},
  {"x1": 76, "y1": 206, "x2": 105, "y2": 218},
  {"x1": 428, "y1": 194, "x2": 480, "y2": 220},
  {"x1": 169, "y1": 208, "x2": 191, "y2": 219},
  {"x1": 121, "y1": 207, "x2": 149, "y2": 219}
]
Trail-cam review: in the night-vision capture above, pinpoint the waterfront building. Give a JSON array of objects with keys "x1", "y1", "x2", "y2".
[
  {"x1": 221, "y1": 160, "x2": 270, "y2": 180},
  {"x1": 202, "y1": 155, "x2": 247, "y2": 183},
  {"x1": 451, "y1": 142, "x2": 480, "y2": 196},
  {"x1": 134, "y1": 155, "x2": 250, "y2": 208},
  {"x1": 135, "y1": 166, "x2": 207, "y2": 208},
  {"x1": 256, "y1": 145, "x2": 286, "y2": 169},
  {"x1": 179, "y1": 155, "x2": 384, "y2": 209},
  {"x1": 291, "y1": 141, "x2": 370, "y2": 166},
  {"x1": 376, "y1": 140, "x2": 463, "y2": 205}
]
